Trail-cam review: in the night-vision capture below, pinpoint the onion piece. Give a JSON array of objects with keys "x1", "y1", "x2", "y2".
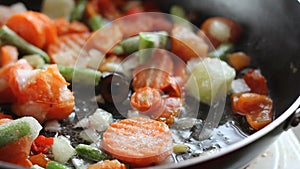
[{"x1": 51, "y1": 135, "x2": 76, "y2": 163}]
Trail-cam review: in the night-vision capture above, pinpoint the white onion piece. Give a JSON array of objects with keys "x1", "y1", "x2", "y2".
[
  {"x1": 52, "y1": 136, "x2": 76, "y2": 163},
  {"x1": 127, "y1": 110, "x2": 150, "y2": 119},
  {"x1": 44, "y1": 120, "x2": 61, "y2": 132},
  {"x1": 209, "y1": 20, "x2": 231, "y2": 42},
  {"x1": 88, "y1": 108, "x2": 113, "y2": 132},
  {"x1": 231, "y1": 78, "x2": 251, "y2": 94},
  {"x1": 74, "y1": 117, "x2": 89, "y2": 128},
  {"x1": 79, "y1": 129, "x2": 100, "y2": 143}
]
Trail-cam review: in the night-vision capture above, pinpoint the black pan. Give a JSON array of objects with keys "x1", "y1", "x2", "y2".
[{"x1": 0, "y1": 0, "x2": 299, "y2": 169}]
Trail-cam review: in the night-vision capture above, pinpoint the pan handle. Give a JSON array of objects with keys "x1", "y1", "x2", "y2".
[{"x1": 284, "y1": 97, "x2": 300, "y2": 130}]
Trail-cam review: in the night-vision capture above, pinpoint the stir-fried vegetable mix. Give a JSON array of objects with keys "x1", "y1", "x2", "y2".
[{"x1": 0, "y1": 0, "x2": 273, "y2": 168}]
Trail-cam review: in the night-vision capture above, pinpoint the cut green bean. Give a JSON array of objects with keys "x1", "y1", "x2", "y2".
[
  {"x1": 46, "y1": 161, "x2": 71, "y2": 169},
  {"x1": 170, "y1": 5, "x2": 192, "y2": 30},
  {"x1": 120, "y1": 36, "x2": 140, "y2": 54},
  {"x1": 22, "y1": 54, "x2": 45, "y2": 68},
  {"x1": 138, "y1": 31, "x2": 168, "y2": 64},
  {"x1": 75, "y1": 144, "x2": 109, "y2": 162},
  {"x1": 0, "y1": 117, "x2": 42, "y2": 147},
  {"x1": 0, "y1": 26, "x2": 50, "y2": 63},
  {"x1": 207, "y1": 43, "x2": 234, "y2": 60},
  {"x1": 88, "y1": 15, "x2": 103, "y2": 31},
  {"x1": 70, "y1": 0, "x2": 88, "y2": 21},
  {"x1": 111, "y1": 45, "x2": 124, "y2": 55},
  {"x1": 57, "y1": 65, "x2": 102, "y2": 85}
]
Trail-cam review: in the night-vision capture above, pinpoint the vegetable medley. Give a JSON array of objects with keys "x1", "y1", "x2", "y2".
[{"x1": 0, "y1": 0, "x2": 273, "y2": 168}]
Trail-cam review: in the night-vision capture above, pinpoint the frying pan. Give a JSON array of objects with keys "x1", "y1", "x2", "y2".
[{"x1": 0, "y1": 0, "x2": 299, "y2": 169}]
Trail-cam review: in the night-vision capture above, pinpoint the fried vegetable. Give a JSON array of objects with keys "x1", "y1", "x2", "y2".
[
  {"x1": 186, "y1": 57, "x2": 236, "y2": 105},
  {"x1": 75, "y1": 144, "x2": 109, "y2": 162},
  {"x1": 102, "y1": 117, "x2": 173, "y2": 167},
  {"x1": 0, "y1": 26, "x2": 50, "y2": 62},
  {"x1": 87, "y1": 160, "x2": 126, "y2": 169},
  {"x1": 231, "y1": 93, "x2": 273, "y2": 130},
  {"x1": 0, "y1": 117, "x2": 42, "y2": 167},
  {"x1": 200, "y1": 17, "x2": 242, "y2": 47},
  {"x1": 46, "y1": 161, "x2": 71, "y2": 169}
]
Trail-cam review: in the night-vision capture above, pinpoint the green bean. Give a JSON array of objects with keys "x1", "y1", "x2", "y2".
[
  {"x1": 0, "y1": 26, "x2": 50, "y2": 63},
  {"x1": 75, "y1": 144, "x2": 109, "y2": 162},
  {"x1": 88, "y1": 15, "x2": 103, "y2": 31},
  {"x1": 46, "y1": 161, "x2": 71, "y2": 169},
  {"x1": 120, "y1": 36, "x2": 140, "y2": 54},
  {"x1": 70, "y1": 0, "x2": 88, "y2": 21},
  {"x1": 57, "y1": 65, "x2": 102, "y2": 85}
]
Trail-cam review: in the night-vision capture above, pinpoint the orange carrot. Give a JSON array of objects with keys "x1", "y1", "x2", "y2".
[
  {"x1": 243, "y1": 69, "x2": 268, "y2": 95},
  {"x1": 6, "y1": 11, "x2": 58, "y2": 49},
  {"x1": 0, "y1": 45, "x2": 18, "y2": 67},
  {"x1": 0, "y1": 59, "x2": 32, "y2": 103},
  {"x1": 227, "y1": 52, "x2": 251, "y2": 71},
  {"x1": 88, "y1": 159, "x2": 126, "y2": 169},
  {"x1": 47, "y1": 33, "x2": 90, "y2": 66},
  {"x1": 0, "y1": 112, "x2": 13, "y2": 120},
  {"x1": 54, "y1": 18, "x2": 89, "y2": 36},
  {"x1": 231, "y1": 93, "x2": 273, "y2": 130},
  {"x1": 29, "y1": 153, "x2": 51, "y2": 168},
  {"x1": 8, "y1": 60, "x2": 74, "y2": 122},
  {"x1": 130, "y1": 87, "x2": 163, "y2": 118},
  {"x1": 0, "y1": 136, "x2": 33, "y2": 167},
  {"x1": 171, "y1": 24, "x2": 209, "y2": 62},
  {"x1": 102, "y1": 117, "x2": 173, "y2": 167}
]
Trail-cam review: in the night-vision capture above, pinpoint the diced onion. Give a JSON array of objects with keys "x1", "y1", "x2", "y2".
[
  {"x1": 44, "y1": 120, "x2": 61, "y2": 132},
  {"x1": 52, "y1": 135, "x2": 76, "y2": 163},
  {"x1": 88, "y1": 108, "x2": 113, "y2": 132},
  {"x1": 231, "y1": 78, "x2": 251, "y2": 93}
]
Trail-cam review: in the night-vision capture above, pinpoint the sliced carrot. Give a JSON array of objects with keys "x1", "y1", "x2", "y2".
[
  {"x1": 0, "y1": 136, "x2": 33, "y2": 167},
  {"x1": 29, "y1": 153, "x2": 51, "y2": 168},
  {"x1": 96, "y1": 0, "x2": 121, "y2": 20},
  {"x1": 243, "y1": 69, "x2": 268, "y2": 95},
  {"x1": 8, "y1": 61, "x2": 74, "y2": 122},
  {"x1": 115, "y1": 14, "x2": 153, "y2": 38},
  {"x1": 130, "y1": 87, "x2": 163, "y2": 118},
  {"x1": 28, "y1": 11, "x2": 58, "y2": 48},
  {"x1": 88, "y1": 160, "x2": 126, "y2": 169},
  {"x1": 54, "y1": 18, "x2": 89, "y2": 36},
  {"x1": 0, "y1": 59, "x2": 32, "y2": 103},
  {"x1": 157, "y1": 97, "x2": 182, "y2": 126},
  {"x1": 87, "y1": 24, "x2": 123, "y2": 53},
  {"x1": 102, "y1": 117, "x2": 173, "y2": 167},
  {"x1": 0, "y1": 45, "x2": 18, "y2": 67},
  {"x1": 231, "y1": 93, "x2": 273, "y2": 130},
  {"x1": 0, "y1": 112, "x2": 13, "y2": 120},
  {"x1": 6, "y1": 12, "x2": 45, "y2": 48},
  {"x1": 47, "y1": 33, "x2": 90, "y2": 66},
  {"x1": 227, "y1": 52, "x2": 251, "y2": 71},
  {"x1": 171, "y1": 24, "x2": 209, "y2": 62},
  {"x1": 6, "y1": 11, "x2": 58, "y2": 49}
]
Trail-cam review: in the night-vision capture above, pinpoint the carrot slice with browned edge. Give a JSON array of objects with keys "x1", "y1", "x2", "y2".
[
  {"x1": 0, "y1": 45, "x2": 18, "y2": 66},
  {"x1": 88, "y1": 160, "x2": 126, "y2": 169},
  {"x1": 102, "y1": 117, "x2": 173, "y2": 167},
  {"x1": 243, "y1": 69, "x2": 268, "y2": 95}
]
